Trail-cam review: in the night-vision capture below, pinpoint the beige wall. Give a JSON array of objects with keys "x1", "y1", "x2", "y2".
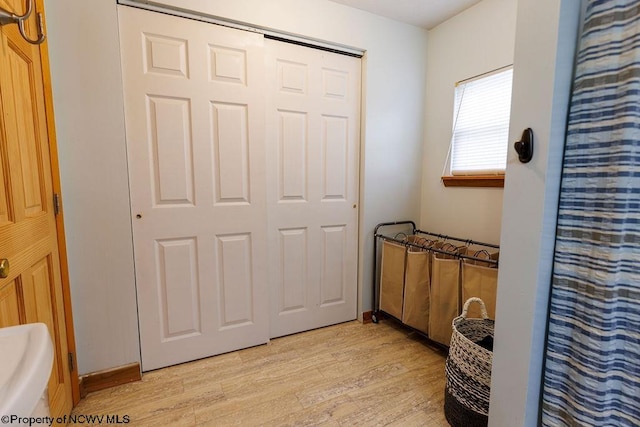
[
  {"x1": 420, "y1": 0, "x2": 518, "y2": 244},
  {"x1": 43, "y1": 0, "x2": 140, "y2": 376}
]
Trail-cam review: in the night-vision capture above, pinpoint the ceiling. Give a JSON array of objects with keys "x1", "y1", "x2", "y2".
[{"x1": 328, "y1": 0, "x2": 483, "y2": 30}]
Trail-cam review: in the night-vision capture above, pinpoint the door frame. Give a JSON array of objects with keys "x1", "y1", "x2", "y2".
[
  {"x1": 488, "y1": 0, "x2": 582, "y2": 424},
  {"x1": 35, "y1": 0, "x2": 80, "y2": 405}
]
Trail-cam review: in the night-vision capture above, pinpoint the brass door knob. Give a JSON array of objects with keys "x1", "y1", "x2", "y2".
[{"x1": 0, "y1": 258, "x2": 9, "y2": 279}]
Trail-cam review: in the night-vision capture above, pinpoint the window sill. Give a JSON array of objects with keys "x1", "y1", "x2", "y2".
[{"x1": 441, "y1": 175, "x2": 505, "y2": 188}]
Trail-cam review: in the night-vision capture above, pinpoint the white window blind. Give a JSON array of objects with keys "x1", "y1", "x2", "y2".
[{"x1": 450, "y1": 67, "x2": 513, "y2": 175}]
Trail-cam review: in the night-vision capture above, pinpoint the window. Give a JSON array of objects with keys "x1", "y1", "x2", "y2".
[{"x1": 443, "y1": 67, "x2": 513, "y2": 187}]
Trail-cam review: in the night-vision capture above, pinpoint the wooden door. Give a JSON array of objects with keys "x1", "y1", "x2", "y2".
[
  {"x1": 265, "y1": 40, "x2": 361, "y2": 338},
  {"x1": 118, "y1": 6, "x2": 269, "y2": 371},
  {"x1": 0, "y1": 0, "x2": 73, "y2": 419}
]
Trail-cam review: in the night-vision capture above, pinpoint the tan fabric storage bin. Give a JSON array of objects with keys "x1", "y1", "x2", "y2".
[
  {"x1": 462, "y1": 250, "x2": 499, "y2": 319},
  {"x1": 401, "y1": 244, "x2": 430, "y2": 333},
  {"x1": 429, "y1": 244, "x2": 466, "y2": 346},
  {"x1": 379, "y1": 240, "x2": 406, "y2": 319},
  {"x1": 402, "y1": 238, "x2": 441, "y2": 334}
]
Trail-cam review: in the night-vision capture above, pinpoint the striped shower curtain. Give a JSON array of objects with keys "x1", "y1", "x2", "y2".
[{"x1": 541, "y1": 1, "x2": 640, "y2": 426}]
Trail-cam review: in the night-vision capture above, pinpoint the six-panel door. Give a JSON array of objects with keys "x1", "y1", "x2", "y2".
[
  {"x1": 0, "y1": 0, "x2": 73, "y2": 418},
  {"x1": 265, "y1": 40, "x2": 361, "y2": 338},
  {"x1": 119, "y1": 7, "x2": 269, "y2": 371}
]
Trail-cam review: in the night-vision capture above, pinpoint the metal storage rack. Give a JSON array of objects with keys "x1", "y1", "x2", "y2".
[{"x1": 372, "y1": 220, "x2": 500, "y2": 325}]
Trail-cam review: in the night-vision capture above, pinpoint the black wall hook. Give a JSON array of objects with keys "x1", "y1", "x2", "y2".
[{"x1": 514, "y1": 128, "x2": 534, "y2": 163}]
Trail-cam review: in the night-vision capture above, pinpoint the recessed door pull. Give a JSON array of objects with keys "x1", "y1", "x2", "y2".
[{"x1": 514, "y1": 128, "x2": 534, "y2": 163}]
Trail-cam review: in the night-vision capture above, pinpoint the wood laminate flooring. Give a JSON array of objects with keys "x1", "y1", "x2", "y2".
[{"x1": 73, "y1": 320, "x2": 449, "y2": 426}]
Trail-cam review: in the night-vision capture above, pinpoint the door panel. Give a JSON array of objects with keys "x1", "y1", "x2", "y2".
[
  {"x1": 155, "y1": 237, "x2": 200, "y2": 340},
  {"x1": 0, "y1": 2, "x2": 73, "y2": 419},
  {"x1": 216, "y1": 233, "x2": 254, "y2": 328},
  {"x1": 278, "y1": 111, "x2": 307, "y2": 201},
  {"x1": 266, "y1": 40, "x2": 361, "y2": 338},
  {"x1": 322, "y1": 115, "x2": 349, "y2": 199},
  {"x1": 211, "y1": 103, "x2": 250, "y2": 203},
  {"x1": 7, "y1": 41, "x2": 45, "y2": 218},
  {"x1": 0, "y1": 281, "x2": 21, "y2": 326},
  {"x1": 320, "y1": 225, "x2": 347, "y2": 305},
  {"x1": 148, "y1": 96, "x2": 195, "y2": 206},
  {"x1": 119, "y1": 6, "x2": 268, "y2": 371},
  {"x1": 22, "y1": 255, "x2": 66, "y2": 415},
  {"x1": 279, "y1": 228, "x2": 307, "y2": 313}
]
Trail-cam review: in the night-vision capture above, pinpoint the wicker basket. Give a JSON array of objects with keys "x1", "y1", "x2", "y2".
[{"x1": 444, "y1": 297, "x2": 495, "y2": 427}]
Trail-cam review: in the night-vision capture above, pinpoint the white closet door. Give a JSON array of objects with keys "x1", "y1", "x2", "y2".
[
  {"x1": 266, "y1": 40, "x2": 361, "y2": 338},
  {"x1": 118, "y1": 6, "x2": 268, "y2": 371}
]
